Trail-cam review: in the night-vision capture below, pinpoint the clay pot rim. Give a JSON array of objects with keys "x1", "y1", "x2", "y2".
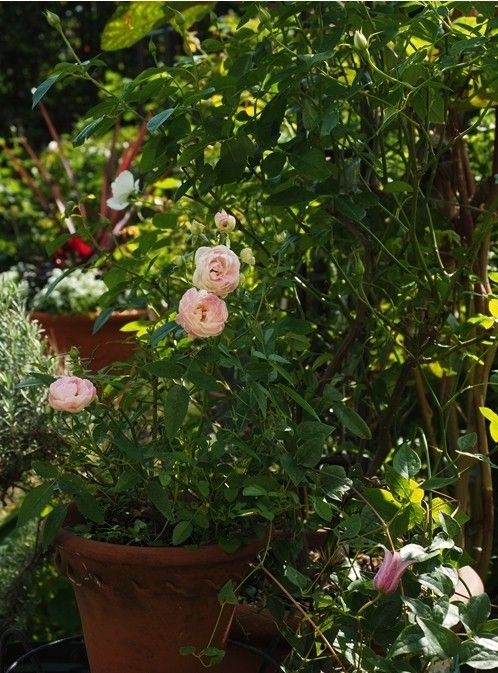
[
  {"x1": 30, "y1": 309, "x2": 148, "y2": 321},
  {"x1": 54, "y1": 526, "x2": 269, "y2": 568}
]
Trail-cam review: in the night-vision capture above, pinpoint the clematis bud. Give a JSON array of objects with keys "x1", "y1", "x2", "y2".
[
  {"x1": 240, "y1": 247, "x2": 255, "y2": 265},
  {"x1": 373, "y1": 548, "x2": 410, "y2": 594},
  {"x1": 353, "y1": 29, "x2": 369, "y2": 51},
  {"x1": 214, "y1": 209, "x2": 236, "y2": 232}
]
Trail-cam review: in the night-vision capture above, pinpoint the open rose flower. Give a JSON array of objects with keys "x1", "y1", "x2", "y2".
[
  {"x1": 176, "y1": 288, "x2": 228, "y2": 339},
  {"x1": 192, "y1": 245, "x2": 240, "y2": 297},
  {"x1": 106, "y1": 170, "x2": 139, "y2": 211},
  {"x1": 48, "y1": 376, "x2": 96, "y2": 413},
  {"x1": 214, "y1": 209, "x2": 236, "y2": 232},
  {"x1": 373, "y1": 548, "x2": 411, "y2": 594}
]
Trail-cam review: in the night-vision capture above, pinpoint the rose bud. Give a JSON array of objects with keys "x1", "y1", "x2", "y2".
[
  {"x1": 214, "y1": 209, "x2": 236, "y2": 232},
  {"x1": 240, "y1": 247, "x2": 256, "y2": 265},
  {"x1": 373, "y1": 548, "x2": 411, "y2": 594},
  {"x1": 176, "y1": 288, "x2": 228, "y2": 339},
  {"x1": 192, "y1": 245, "x2": 240, "y2": 297},
  {"x1": 48, "y1": 376, "x2": 97, "y2": 413}
]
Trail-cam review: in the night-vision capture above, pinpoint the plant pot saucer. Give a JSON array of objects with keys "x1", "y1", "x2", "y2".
[{"x1": 2, "y1": 636, "x2": 284, "y2": 673}]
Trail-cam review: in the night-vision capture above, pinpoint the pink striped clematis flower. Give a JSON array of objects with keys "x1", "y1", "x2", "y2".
[{"x1": 373, "y1": 548, "x2": 411, "y2": 594}]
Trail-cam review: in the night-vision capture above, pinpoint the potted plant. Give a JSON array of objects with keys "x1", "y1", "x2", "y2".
[
  {"x1": 1, "y1": 110, "x2": 153, "y2": 371},
  {"x1": 17, "y1": 206, "x2": 297, "y2": 673},
  {"x1": 28, "y1": 266, "x2": 146, "y2": 371}
]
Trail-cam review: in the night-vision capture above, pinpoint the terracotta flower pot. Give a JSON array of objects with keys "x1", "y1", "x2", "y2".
[
  {"x1": 54, "y1": 528, "x2": 267, "y2": 673},
  {"x1": 31, "y1": 310, "x2": 145, "y2": 371}
]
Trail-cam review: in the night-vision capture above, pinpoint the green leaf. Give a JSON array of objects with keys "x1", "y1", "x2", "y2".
[
  {"x1": 416, "y1": 617, "x2": 461, "y2": 657},
  {"x1": 393, "y1": 445, "x2": 421, "y2": 478},
  {"x1": 150, "y1": 321, "x2": 178, "y2": 347},
  {"x1": 41, "y1": 504, "x2": 68, "y2": 548},
  {"x1": 332, "y1": 402, "x2": 371, "y2": 439},
  {"x1": 266, "y1": 186, "x2": 316, "y2": 206},
  {"x1": 172, "y1": 520, "x2": 193, "y2": 545},
  {"x1": 17, "y1": 482, "x2": 55, "y2": 528},
  {"x1": 335, "y1": 197, "x2": 366, "y2": 222},
  {"x1": 289, "y1": 147, "x2": 332, "y2": 181},
  {"x1": 75, "y1": 492, "x2": 105, "y2": 524},
  {"x1": 242, "y1": 485, "x2": 268, "y2": 496},
  {"x1": 145, "y1": 360, "x2": 183, "y2": 378},
  {"x1": 101, "y1": 2, "x2": 170, "y2": 51},
  {"x1": 312, "y1": 497, "x2": 334, "y2": 522},
  {"x1": 73, "y1": 116, "x2": 106, "y2": 146},
  {"x1": 320, "y1": 465, "x2": 352, "y2": 501},
  {"x1": 284, "y1": 564, "x2": 311, "y2": 591},
  {"x1": 262, "y1": 152, "x2": 286, "y2": 177},
  {"x1": 389, "y1": 624, "x2": 424, "y2": 657},
  {"x1": 32, "y1": 74, "x2": 60, "y2": 108},
  {"x1": 93, "y1": 307, "x2": 115, "y2": 334},
  {"x1": 164, "y1": 384, "x2": 190, "y2": 439},
  {"x1": 457, "y1": 432, "x2": 477, "y2": 451},
  {"x1": 218, "y1": 580, "x2": 238, "y2": 605},
  {"x1": 461, "y1": 642, "x2": 498, "y2": 669},
  {"x1": 296, "y1": 440, "x2": 323, "y2": 467},
  {"x1": 382, "y1": 181, "x2": 413, "y2": 193},
  {"x1": 459, "y1": 594, "x2": 491, "y2": 633},
  {"x1": 146, "y1": 481, "x2": 173, "y2": 519},
  {"x1": 147, "y1": 108, "x2": 176, "y2": 132},
  {"x1": 277, "y1": 384, "x2": 319, "y2": 421},
  {"x1": 32, "y1": 460, "x2": 58, "y2": 479}
]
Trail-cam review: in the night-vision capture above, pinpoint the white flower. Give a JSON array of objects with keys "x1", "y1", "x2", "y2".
[
  {"x1": 106, "y1": 170, "x2": 139, "y2": 211},
  {"x1": 240, "y1": 247, "x2": 256, "y2": 265}
]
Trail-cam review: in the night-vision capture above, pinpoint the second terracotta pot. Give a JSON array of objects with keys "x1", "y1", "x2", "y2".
[{"x1": 31, "y1": 310, "x2": 145, "y2": 371}]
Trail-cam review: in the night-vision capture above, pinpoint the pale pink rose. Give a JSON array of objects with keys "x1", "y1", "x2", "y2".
[
  {"x1": 48, "y1": 376, "x2": 96, "y2": 413},
  {"x1": 192, "y1": 245, "x2": 240, "y2": 297},
  {"x1": 214, "y1": 209, "x2": 236, "y2": 232},
  {"x1": 176, "y1": 288, "x2": 228, "y2": 339}
]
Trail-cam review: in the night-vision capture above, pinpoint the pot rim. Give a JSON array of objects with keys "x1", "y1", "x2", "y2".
[
  {"x1": 55, "y1": 526, "x2": 270, "y2": 568},
  {"x1": 30, "y1": 309, "x2": 148, "y2": 321}
]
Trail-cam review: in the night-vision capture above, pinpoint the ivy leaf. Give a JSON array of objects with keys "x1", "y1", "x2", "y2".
[
  {"x1": 393, "y1": 445, "x2": 421, "y2": 478},
  {"x1": 218, "y1": 580, "x2": 238, "y2": 605}
]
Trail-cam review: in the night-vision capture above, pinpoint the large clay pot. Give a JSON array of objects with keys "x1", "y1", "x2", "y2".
[
  {"x1": 54, "y1": 528, "x2": 266, "y2": 673},
  {"x1": 31, "y1": 310, "x2": 145, "y2": 371}
]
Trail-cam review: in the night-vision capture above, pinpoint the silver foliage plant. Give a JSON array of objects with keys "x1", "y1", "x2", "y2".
[{"x1": 0, "y1": 278, "x2": 57, "y2": 501}]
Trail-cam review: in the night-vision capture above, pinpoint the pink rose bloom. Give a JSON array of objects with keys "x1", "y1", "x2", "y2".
[
  {"x1": 48, "y1": 376, "x2": 96, "y2": 413},
  {"x1": 192, "y1": 245, "x2": 240, "y2": 297},
  {"x1": 214, "y1": 209, "x2": 236, "y2": 232},
  {"x1": 176, "y1": 288, "x2": 228, "y2": 339},
  {"x1": 373, "y1": 548, "x2": 411, "y2": 594}
]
